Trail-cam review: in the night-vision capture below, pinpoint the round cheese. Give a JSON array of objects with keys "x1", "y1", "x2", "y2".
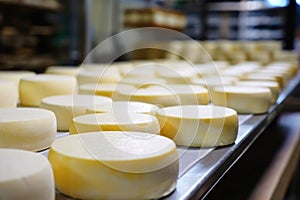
[
  {"x1": 0, "y1": 80, "x2": 18, "y2": 108},
  {"x1": 235, "y1": 81, "x2": 280, "y2": 103},
  {"x1": 0, "y1": 149, "x2": 55, "y2": 200},
  {"x1": 77, "y1": 70, "x2": 121, "y2": 86},
  {"x1": 70, "y1": 112, "x2": 160, "y2": 134},
  {"x1": 86, "y1": 101, "x2": 159, "y2": 115},
  {"x1": 78, "y1": 83, "x2": 135, "y2": 98},
  {"x1": 48, "y1": 131, "x2": 178, "y2": 199},
  {"x1": 0, "y1": 71, "x2": 35, "y2": 87},
  {"x1": 40, "y1": 95, "x2": 112, "y2": 131},
  {"x1": 45, "y1": 66, "x2": 79, "y2": 76},
  {"x1": 156, "y1": 105, "x2": 238, "y2": 147},
  {"x1": 213, "y1": 86, "x2": 272, "y2": 114},
  {"x1": 19, "y1": 74, "x2": 76, "y2": 107},
  {"x1": 118, "y1": 77, "x2": 166, "y2": 87},
  {"x1": 0, "y1": 108, "x2": 56, "y2": 151},
  {"x1": 156, "y1": 68, "x2": 198, "y2": 84}
]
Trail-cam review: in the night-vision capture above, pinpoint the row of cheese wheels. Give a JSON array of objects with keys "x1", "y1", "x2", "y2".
[{"x1": 0, "y1": 59, "x2": 298, "y2": 200}]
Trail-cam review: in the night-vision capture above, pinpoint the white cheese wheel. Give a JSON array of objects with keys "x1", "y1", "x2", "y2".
[
  {"x1": 213, "y1": 86, "x2": 272, "y2": 114},
  {"x1": 48, "y1": 131, "x2": 178, "y2": 199},
  {"x1": 45, "y1": 66, "x2": 79, "y2": 76},
  {"x1": 86, "y1": 101, "x2": 159, "y2": 115},
  {"x1": 156, "y1": 105, "x2": 238, "y2": 147},
  {"x1": 19, "y1": 74, "x2": 76, "y2": 107},
  {"x1": 0, "y1": 80, "x2": 18, "y2": 108},
  {"x1": 235, "y1": 81, "x2": 280, "y2": 103},
  {"x1": 78, "y1": 83, "x2": 135, "y2": 98},
  {"x1": 70, "y1": 112, "x2": 160, "y2": 134},
  {"x1": 40, "y1": 95, "x2": 112, "y2": 131},
  {"x1": 243, "y1": 73, "x2": 284, "y2": 88},
  {"x1": 118, "y1": 77, "x2": 167, "y2": 87},
  {"x1": 0, "y1": 149, "x2": 55, "y2": 200},
  {"x1": 0, "y1": 108, "x2": 56, "y2": 151}
]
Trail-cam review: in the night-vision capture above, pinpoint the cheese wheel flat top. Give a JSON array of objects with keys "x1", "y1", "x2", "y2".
[
  {"x1": 0, "y1": 148, "x2": 51, "y2": 181},
  {"x1": 0, "y1": 108, "x2": 55, "y2": 122},
  {"x1": 73, "y1": 112, "x2": 156, "y2": 125},
  {"x1": 86, "y1": 101, "x2": 159, "y2": 114},
  {"x1": 51, "y1": 131, "x2": 176, "y2": 162},
  {"x1": 214, "y1": 86, "x2": 270, "y2": 94},
  {"x1": 157, "y1": 105, "x2": 237, "y2": 119},
  {"x1": 41, "y1": 94, "x2": 111, "y2": 107}
]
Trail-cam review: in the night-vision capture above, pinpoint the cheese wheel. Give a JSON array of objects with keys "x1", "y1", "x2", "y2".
[
  {"x1": 86, "y1": 101, "x2": 159, "y2": 115},
  {"x1": 0, "y1": 80, "x2": 18, "y2": 108},
  {"x1": 157, "y1": 68, "x2": 198, "y2": 84},
  {"x1": 45, "y1": 66, "x2": 79, "y2": 76},
  {"x1": 235, "y1": 81, "x2": 280, "y2": 103},
  {"x1": 191, "y1": 76, "x2": 237, "y2": 90},
  {"x1": 19, "y1": 74, "x2": 76, "y2": 107},
  {"x1": 78, "y1": 83, "x2": 134, "y2": 98},
  {"x1": 0, "y1": 71, "x2": 35, "y2": 86},
  {"x1": 0, "y1": 149, "x2": 55, "y2": 200},
  {"x1": 243, "y1": 73, "x2": 284, "y2": 88},
  {"x1": 116, "y1": 84, "x2": 209, "y2": 107},
  {"x1": 0, "y1": 108, "x2": 56, "y2": 151},
  {"x1": 213, "y1": 86, "x2": 272, "y2": 114},
  {"x1": 40, "y1": 95, "x2": 112, "y2": 131},
  {"x1": 48, "y1": 131, "x2": 178, "y2": 199},
  {"x1": 156, "y1": 105, "x2": 238, "y2": 147},
  {"x1": 118, "y1": 77, "x2": 167, "y2": 87},
  {"x1": 77, "y1": 70, "x2": 121, "y2": 86},
  {"x1": 70, "y1": 112, "x2": 160, "y2": 134}
]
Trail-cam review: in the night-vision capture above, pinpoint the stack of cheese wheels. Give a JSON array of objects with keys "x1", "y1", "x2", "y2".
[
  {"x1": 19, "y1": 74, "x2": 76, "y2": 107},
  {"x1": 69, "y1": 112, "x2": 160, "y2": 134},
  {"x1": 116, "y1": 84, "x2": 209, "y2": 107},
  {"x1": 0, "y1": 149, "x2": 55, "y2": 200},
  {"x1": 213, "y1": 86, "x2": 272, "y2": 114},
  {"x1": 45, "y1": 66, "x2": 79, "y2": 76},
  {"x1": 48, "y1": 131, "x2": 179, "y2": 200},
  {"x1": 234, "y1": 81, "x2": 280, "y2": 103},
  {"x1": 40, "y1": 95, "x2": 112, "y2": 131},
  {"x1": 78, "y1": 83, "x2": 134, "y2": 98},
  {"x1": 0, "y1": 80, "x2": 18, "y2": 108},
  {"x1": 0, "y1": 108, "x2": 56, "y2": 151},
  {"x1": 86, "y1": 101, "x2": 159, "y2": 115},
  {"x1": 156, "y1": 105, "x2": 238, "y2": 147}
]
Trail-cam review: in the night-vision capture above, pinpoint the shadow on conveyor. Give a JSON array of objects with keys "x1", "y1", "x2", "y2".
[{"x1": 203, "y1": 111, "x2": 300, "y2": 200}]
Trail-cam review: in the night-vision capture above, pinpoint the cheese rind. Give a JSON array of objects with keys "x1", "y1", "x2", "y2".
[
  {"x1": 48, "y1": 131, "x2": 178, "y2": 199},
  {"x1": 0, "y1": 149, "x2": 55, "y2": 200},
  {"x1": 19, "y1": 74, "x2": 76, "y2": 107},
  {"x1": 212, "y1": 86, "x2": 272, "y2": 114},
  {"x1": 0, "y1": 80, "x2": 18, "y2": 108},
  {"x1": 40, "y1": 95, "x2": 112, "y2": 131},
  {"x1": 0, "y1": 108, "x2": 56, "y2": 151},
  {"x1": 70, "y1": 112, "x2": 160, "y2": 134},
  {"x1": 156, "y1": 105, "x2": 238, "y2": 147}
]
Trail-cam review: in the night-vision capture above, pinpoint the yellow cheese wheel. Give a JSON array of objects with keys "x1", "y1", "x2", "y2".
[
  {"x1": 0, "y1": 71, "x2": 35, "y2": 87},
  {"x1": 70, "y1": 112, "x2": 160, "y2": 134},
  {"x1": 86, "y1": 101, "x2": 159, "y2": 115},
  {"x1": 0, "y1": 108, "x2": 56, "y2": 151},
  {"x1": 213, "y1": 86, "x2": 272, "y2": 114},
  {"x1": 0, "y1": 149, "x2": 55, "y2": 200},
  {"x1": 156, "y1": 68, "x2": 198, "y2": 84},
  {"x1": 48, "y1": 131, "x2": 178, "y2": 199},
  {"x1": 45, "y1": 66, "x2": 79, "y2": 76},
  {"x1": 235, "y1": 81, "x2": 280, "y2": 103},
  {"x1": 118, "y1": 77, "x2": 167, "y2": 87},
  {"x1": 40, "y1": 95, "x2": 112, "y2": 131},
  {"x1": 76, "y1": 70, "x2": 121, "y2": 86},
  {"x1": 78, "y1": 83, "x2": 135, "y2": 98},
  {"x1": 19, "y1": 74, "x2": 76, "y2": 107},
  {"x1": 156, "y1": 105, "x2": 238, "y2": 147},
  {"x1": 0, "y1": 80, "x2": 18, "y2": 108}
]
